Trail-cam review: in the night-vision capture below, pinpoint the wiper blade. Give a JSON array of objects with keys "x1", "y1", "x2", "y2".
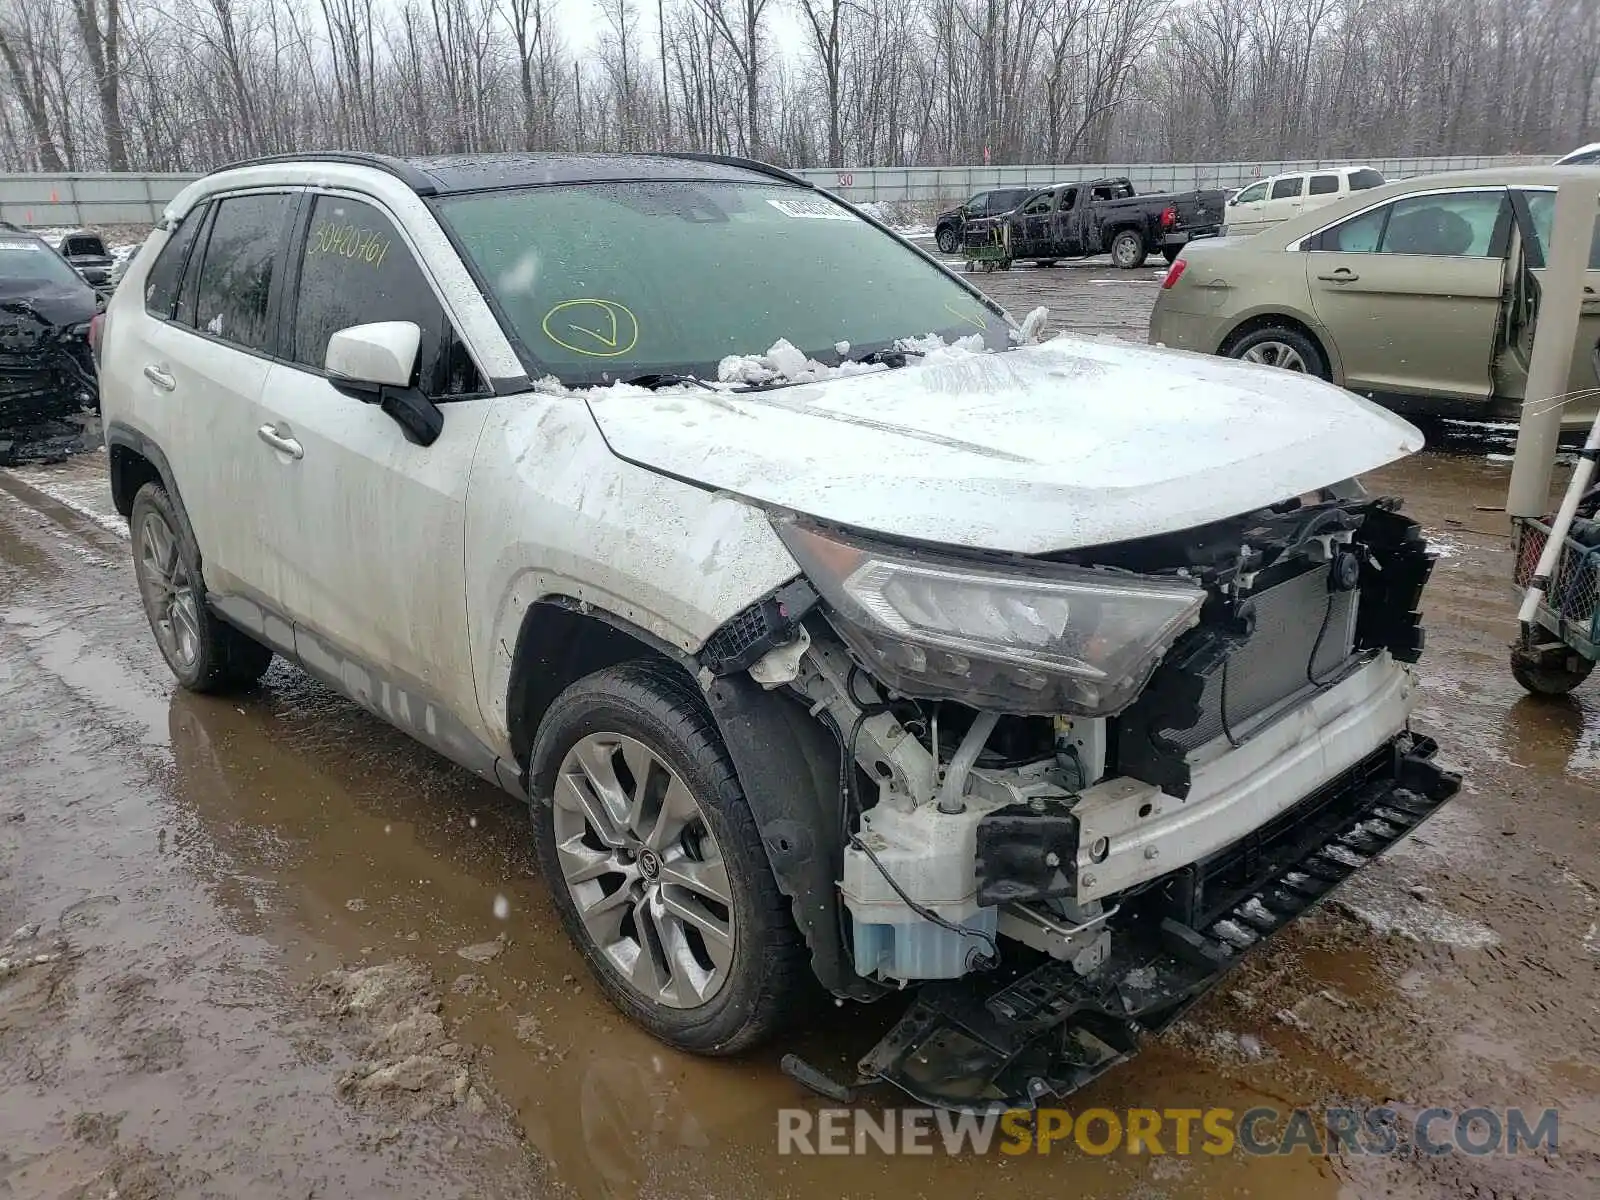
[
  {"x1": 848, "y1": 347, "x2": 926, "y2": 369},
  {"x1": 620, "y1": 372, "x2": 715, "y2": 391}
]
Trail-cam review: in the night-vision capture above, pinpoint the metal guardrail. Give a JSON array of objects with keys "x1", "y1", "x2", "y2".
[
  {"x1": 793, "y1": 155, "x2": 1546, "y2": 205},
  {"x1": 0, "y1": 155, "x2": 1548, "y2": 226}
]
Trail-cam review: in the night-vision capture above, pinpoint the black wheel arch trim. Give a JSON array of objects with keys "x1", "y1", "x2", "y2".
[
  {"x1": 517, "y1": 594, "x2": 883, "y2": 1002},
  {"x1": 105, "y1": 422, "x2": 199, "y2": 549}
]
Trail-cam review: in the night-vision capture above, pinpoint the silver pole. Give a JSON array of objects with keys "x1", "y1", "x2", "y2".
[{"x1": 1507, "y1": 174, "x2": 1600, "y2": 518}]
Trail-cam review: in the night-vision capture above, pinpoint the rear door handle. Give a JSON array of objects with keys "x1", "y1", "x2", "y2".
[
  {"x1": 143, "y1": 364, "x2": 176, "y2": 391},
  {"x1": 257, "y1": 424, "x2": 304, "y2": 460},
  {"x1": 1316, "y1": 270, "x2": 1359, "y2": 283}
]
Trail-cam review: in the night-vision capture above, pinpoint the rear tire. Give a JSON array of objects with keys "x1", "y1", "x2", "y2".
[
  {"x1": 1510, "y1": 649, "x2": 1594, "y2": 696},
  {"x1": 1110, "y1": 229, "x2": 1147, "y2": 269},
  {"x1": 529, "y1": 660, "x2": 808, "y2": 1055},
  {"x1": 1224, "y1": 325, "x2": 1330, "y2": 380},
  {"x1": 129, "y1": 483, "x2": 273, "y2": 692},
  {"x1": 1036, "y1": 259, "x2": 1058, "y2": 268}
]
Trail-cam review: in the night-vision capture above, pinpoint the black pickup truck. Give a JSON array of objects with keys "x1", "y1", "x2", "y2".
[{"x1": 978, "y1": 177, "x2": 1226, "y2": 269}]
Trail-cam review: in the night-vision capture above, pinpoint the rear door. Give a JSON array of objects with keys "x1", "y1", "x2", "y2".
[
  {"x1": 131, "y1": 191, "x2": 299, "y2": 599},
  {"x1": 1305, "y1": 172, "x2": 1343, "y2": 216},
  {"x1": 249, "y1": 190, "x2": 494, "y2": 750},
  {"x1": 1306, "y1": 187, "x2": 1510, "y2": 404},
  {"x1": 1505, "y1": 187, "x2": 1600, "y2": 425}
]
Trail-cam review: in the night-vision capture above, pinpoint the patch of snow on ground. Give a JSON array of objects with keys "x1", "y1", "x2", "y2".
[{"x1": 1425, "y1": 531, "x2": 1461, "y2": 558}]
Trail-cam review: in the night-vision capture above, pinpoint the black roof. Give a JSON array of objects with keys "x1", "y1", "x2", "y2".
[{"x1": 211, "y1": 150, "x2": 813, "y2": 196}]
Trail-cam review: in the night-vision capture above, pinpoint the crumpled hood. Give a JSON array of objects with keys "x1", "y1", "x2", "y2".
[{"x1": 584, "y1": 336, "x2": 1424, "y2": 554}]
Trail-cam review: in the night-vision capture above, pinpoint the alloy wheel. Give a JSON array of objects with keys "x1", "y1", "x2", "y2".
[
  {"x1": 1240, "y1": 340, "x2": 1309, "y2": 372},
  {"x1": 136, "y1": 509, "x2": 201, "y2": 669},
  {"x1": 552, "y1": 733, "x2": 735, "y2": 1008}
]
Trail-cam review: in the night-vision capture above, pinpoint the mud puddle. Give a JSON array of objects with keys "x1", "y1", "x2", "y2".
[{"x1": 3, "y1": 446, "x2": 1598, "y2": 1199}]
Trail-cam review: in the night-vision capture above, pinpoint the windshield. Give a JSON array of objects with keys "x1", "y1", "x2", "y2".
[
  {"x1": 434, "y1": 181, "x2": 1010, "y2": 385},
  {"x1": 0, "y1": 236, "x2": 90, "y2": 292}
]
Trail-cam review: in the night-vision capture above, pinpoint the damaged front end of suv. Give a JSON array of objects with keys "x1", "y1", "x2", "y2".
[{"x1": 697, "y1": 483, "x2": 1457, "y2": 1112}]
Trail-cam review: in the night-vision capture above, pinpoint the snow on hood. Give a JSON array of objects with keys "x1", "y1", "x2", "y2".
[{"x1": 582, "y1": 334, "x2": 1424, "y2": 555}]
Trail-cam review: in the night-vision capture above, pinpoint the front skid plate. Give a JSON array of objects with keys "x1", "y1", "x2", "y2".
[{"x1": 853, "y1": 735, "x2": 1461, "y2": 1112}]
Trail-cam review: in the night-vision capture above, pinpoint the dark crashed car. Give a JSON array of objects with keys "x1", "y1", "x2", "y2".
[
  {"x1": 56, "y1": 229, "x2": 117, "y2": 291},
  {"x1": 0, "y1": 225, "x2": 99, "y2": 464}
]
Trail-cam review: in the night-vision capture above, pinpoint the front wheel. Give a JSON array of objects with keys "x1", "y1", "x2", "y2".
[
  {"x1": 935, "y1": 226, "x2": 959, "y2": 254},
  {"x1": 1110, "y1": 229, "x2": 1147, "y2": 270},
  {"x1": 529, "y1": 660, "x2": 808, "y2": 1055},
  {"x1": 1511, "y1": 647, "x2": 1594, "y2": 696}
]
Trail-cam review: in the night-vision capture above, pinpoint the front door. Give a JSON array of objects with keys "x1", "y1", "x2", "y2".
[
  {"x1": 1501, "y1": 188, "x2": 1600, "y2": 427},
  {"x1": 246, "y1": 191, "x2": 498, "y2": 762},
  {"x1": 1225, "y1": 180, "x2": 1271, "y2": 235},
  {"x1": 1306, "y1": 187, "x2": 1510, "y2": 405},
  {"x1": 1016, "y1": 189, "x2": 1057, "y2": 257}
]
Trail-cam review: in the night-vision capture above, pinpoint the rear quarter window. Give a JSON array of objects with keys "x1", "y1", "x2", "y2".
[
  {"x1": 1348, "y1": 169, "x2": 1386, "y2": 191},
  {"x1": 143, "y1": 209, "x2": 206, "y2": 319}
]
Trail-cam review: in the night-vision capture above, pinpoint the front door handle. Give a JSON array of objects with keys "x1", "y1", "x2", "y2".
[
  {"x1": 1316, "y1": 269, "x2": 1360, "y2": 283},
  {"x1": 257, "y1": 424, "x2": 303, "y2": 460},
  {"x1": 143, "y1": 364, "x2": 176, "y2": 391}
]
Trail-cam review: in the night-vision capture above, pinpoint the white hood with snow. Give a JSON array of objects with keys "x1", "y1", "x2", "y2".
[{"x1": 583, "y1": 335, "x2": 1423, "y2": 555}]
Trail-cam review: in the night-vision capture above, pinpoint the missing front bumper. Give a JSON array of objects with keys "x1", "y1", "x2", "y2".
[{"x1": 836, "y1": 732, "x2": 1459, "y2": 1112}]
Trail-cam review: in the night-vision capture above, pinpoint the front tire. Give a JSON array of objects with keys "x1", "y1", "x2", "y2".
[
  {"x1": 529, "y1": 660, "x2": 807, "y2": 1055},
  {"x1": 1224, "y1": 325, "x2": 1330, "y2": 379},
  {"x1": 935, "y1": 226, "x2": 959, "y2": 254},
  {"x1": 129, "y1": 483, "x2": 273, "y2": 692},
  {"x1": 1110, "y1": 229, "x2": 1147, "y2": 269}
]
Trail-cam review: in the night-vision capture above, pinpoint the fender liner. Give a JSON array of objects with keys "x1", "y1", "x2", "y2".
[
  {"x1": 516, "y1": 598, "x2": 885, "y2": 1002},
  {"x1": 701, "y1": 671, "x2": 888, "y2": 1003}
]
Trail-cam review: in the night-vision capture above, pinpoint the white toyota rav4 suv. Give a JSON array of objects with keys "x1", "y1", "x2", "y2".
[{"x1": 98, "y1": 151, "x2": 1459, "y2": 1110}]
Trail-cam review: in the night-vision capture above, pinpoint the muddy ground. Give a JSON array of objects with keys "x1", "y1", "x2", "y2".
[{"x1": 2, "y1": 264, "x2": 1597, "y2": 1199}]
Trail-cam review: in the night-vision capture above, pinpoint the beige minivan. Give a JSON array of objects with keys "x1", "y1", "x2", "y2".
[{"x1": 1150, "y1": 166, "x2": 1600, "y2": 428}]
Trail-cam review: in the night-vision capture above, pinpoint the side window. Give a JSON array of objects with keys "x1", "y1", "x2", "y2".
[
  {"x1": 1023, "y1": 191, "x2": 1053, "y2": 216},
  {"x1": 1234, "y1": 182, "x2": 1269, "y2": 204},
  {"x1": 191, "y1": 193, "x2": 294, "y2": 351},
  {"x1": 1057, "y1": 187, "x2": 1078, "y2": 211},
  {"x1": 143, "y1": 205, "x2": 207, "y2": 319},
  {"x1": 1322, "y1": 205, "x2": 1389, "y2": 253},
  {"x1": 966, "y1": 192, "x2": 988, "y2": 212},
  {"x1": 290, "y1": 194, "x2": 485, "y2": 398},
  {"x1": 1270, "y1": 176, "x2": 1305, "y2": 200},
  {"x1": 1379, "y1": 192, "x2": 1506, "y2": 257},
  {"x1": 1309, "y1": 174, "x2": 1340, "y2": 196},
  {"x1": 1520, "y1": 191, "x2": 1600, "y2": 270},
  {"x1": 1348, "y1": 169, "x2": 1386, "y2": 191}
]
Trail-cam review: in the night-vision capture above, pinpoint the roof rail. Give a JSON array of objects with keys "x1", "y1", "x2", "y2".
[
  {"x1": 645, "y1": 152, "x2": 815, "y2": 190},
  {"x1": 208, "y1": 151, "x2": 440, "y2": 196}
]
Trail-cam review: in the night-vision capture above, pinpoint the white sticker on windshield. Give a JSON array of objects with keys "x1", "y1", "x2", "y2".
[{"x1": 766, "y1": 197, "x2": 856, "y2": 221}]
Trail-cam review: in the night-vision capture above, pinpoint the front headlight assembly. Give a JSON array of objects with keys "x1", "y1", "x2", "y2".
[{"x1": 776, "y1": 521, "x2": 1205, "y2": 716}]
